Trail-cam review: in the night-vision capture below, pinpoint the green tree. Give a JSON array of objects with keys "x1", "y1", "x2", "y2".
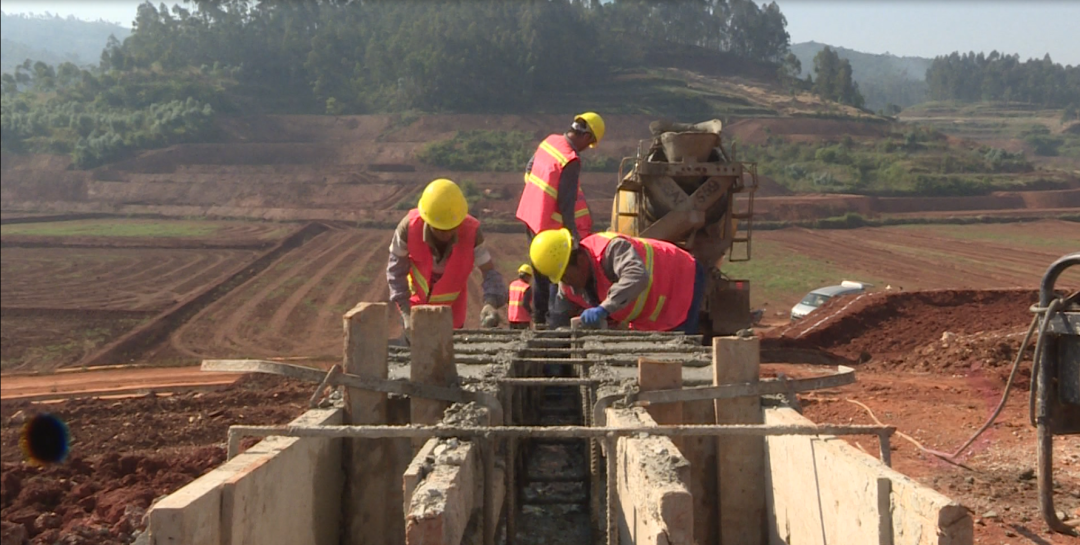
[
  {"x1": 777, "y1": 51, "x2": 802, "y2": 92},
  {"x1": 813, "y1": 46, "x2": 864, "y2": 107}
]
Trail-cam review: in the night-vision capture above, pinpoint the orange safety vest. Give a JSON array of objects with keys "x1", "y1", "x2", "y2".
[
  {"x1": 561, "y1": 232, "x2": 695, "y2": 332},
  {"x1": 406, "y1": 209, "x2": 478, "y2": 328},
  {"x1": 507, "y1": 279, "x2": 531, "y2": 324},
  {"x1": 515, "y1": 134, "x2": 593, "y2": 236}
]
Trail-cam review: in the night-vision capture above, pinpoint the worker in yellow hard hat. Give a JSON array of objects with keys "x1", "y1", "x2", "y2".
[
  {"x1": 507, "y1": 264, "x2": 533, "y2": 329},
  {"x1": 529, "y1": 228, "x2": 706, "y2": 334},
  {"x1": 387, "y1": 178, "x2": 507, "y2": 342},
  {"x1": 516, "y1": 112, "x2": 605, "y2": 327}
]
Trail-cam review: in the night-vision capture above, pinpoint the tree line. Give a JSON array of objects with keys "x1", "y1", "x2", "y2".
[
  {"x1": 95, "y1": 0, "x2": 791, "y2": 114},
  {"x1": 777, "y1": 46, "x2": 865, "y2": 110},
  {"x1": 925, "y1": 51, "x2": 1080, "y2": 108},
  {"x1": 2, "y1": 0, "x2": 796, "y2": 166},
  {"x1": 1, "y1": 57, "x2": 224, "y2": 167}
]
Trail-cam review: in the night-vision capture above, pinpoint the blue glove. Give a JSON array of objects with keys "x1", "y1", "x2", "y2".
[{"x1": 580, "y1": 306, "x2": 608, "y2": 326}]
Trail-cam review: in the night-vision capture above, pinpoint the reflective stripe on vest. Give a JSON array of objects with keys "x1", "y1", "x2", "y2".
[
  {"x1": 507, "y1": 279, "x2": 530, "y2": 323},
  {"x1": 406, "y1": 209, "x2": 477, "y2": 328},
  {"x1": 550, "y1": 189, "x2": 593, "y2": 235},
  {"x1": 515, "y1": 134, "x2": 591, "y2": 236},
  {"x1": 562, "y1": 232, "x2": 695, "y2": 331},
  {"x1": 597, "y1": 232, "x2": 653, "y2": 322}
]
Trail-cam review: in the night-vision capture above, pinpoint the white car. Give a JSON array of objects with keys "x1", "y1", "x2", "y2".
[{"x1": 790, "y1": 281, "x2": 870, "y2": 321}]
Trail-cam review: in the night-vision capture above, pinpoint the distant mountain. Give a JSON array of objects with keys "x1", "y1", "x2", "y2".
[
  {"x1": 1, "y1": 11, "x2": 131, "y2": 73},
  {"x1": 791, "y1": 41, "x2": 932, "y2": 112}
]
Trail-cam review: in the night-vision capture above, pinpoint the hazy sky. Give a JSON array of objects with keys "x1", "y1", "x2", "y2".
[{"x1": 2, "y1": 0, "x2": 1078, "y2": 66}]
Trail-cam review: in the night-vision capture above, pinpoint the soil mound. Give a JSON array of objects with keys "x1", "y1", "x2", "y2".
[
  {"x1": 869, "y1": 329, "x2": 1038, "y2": 389},
  {"x1": 765, "y1": 289, "x2": 1038, "y2": 363}
]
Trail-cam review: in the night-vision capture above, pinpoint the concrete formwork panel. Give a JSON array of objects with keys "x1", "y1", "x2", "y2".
[
  {"x1": 681, "y1": 400, "x2": 718, "y2": 545},
  {"x1": 607, "y1": 407, "x2": 694, "y2": 545},
  {"x1": 403, "y1": 439, "x2": 441, "y2": 518},
  {"x1": 888, "y1": 466, "x2": 973, "y2": 545},
  {"x1": 405, "y1": 440, "x2": 477, "y2": 545},
  {"x1": 147, "y1": 466, "x2": 228, "y2": 545},
  {"x1": 146, "y1": 408, "x2": 343, "y2": 545},
  {"x1": 765, "y1": 408, "x2": 972, "y2": 545}
]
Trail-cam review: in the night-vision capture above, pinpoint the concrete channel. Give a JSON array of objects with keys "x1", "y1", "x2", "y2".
[{"x1": 143, "y1": 303, "x2": 973, "y2": 545}]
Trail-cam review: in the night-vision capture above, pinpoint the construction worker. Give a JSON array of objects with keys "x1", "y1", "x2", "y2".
[
  {"x1": 507, "y1": 264, "x2": 533, "y2": 329},
  {"x1": 387, "y1": 179, "x2": 507, "y2": 340},
  {"x1": 529, "y1": 228, "x2": 706, "y2": 334},
  {"x1": 516, "y1": 112, "x2": 605, "y2": 327}
]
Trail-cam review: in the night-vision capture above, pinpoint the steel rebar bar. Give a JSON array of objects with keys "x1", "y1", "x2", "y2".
[{"x1": 226, "y1": 423, "x2": 894, "y2": 458}]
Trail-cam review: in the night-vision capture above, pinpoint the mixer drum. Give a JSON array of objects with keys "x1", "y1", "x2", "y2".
[{"x1": 640, "y1": 131, "x2": 730, "y2": 227}]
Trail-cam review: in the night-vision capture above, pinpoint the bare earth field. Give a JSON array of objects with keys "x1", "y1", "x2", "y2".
[
  {"x1": 724, "y1": 219, "x2": 1079, "y2": 319},
  {"x1": 0, "y1": 219, "x2": 295, "y2": 372},
  {"x1": 160, "y1": 228, "x2": 529, "y2": 362},
  {"x1": 3, "y1": 218, "x2": 1076, "y2": 371},
  {"x1": 1, "y1": 248, "x2": 258, "y2": 311},
  {"x1": 2, "y1": 216, "x2": 1079, "y2": 544}
]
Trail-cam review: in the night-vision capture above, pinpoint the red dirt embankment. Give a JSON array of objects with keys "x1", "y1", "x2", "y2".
[
  {"x1": 4, "y1": 113, "x2": 1076, "y2": 224},
  {"x1": 0, "y1": 374, "x2": 310, "y2": 545},
  {"x1": 765, "y1": 289, "x2": 1039, "y2": 365}
]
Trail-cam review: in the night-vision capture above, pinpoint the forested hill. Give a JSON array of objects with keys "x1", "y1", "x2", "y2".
[
  {"x1": 791, "y1": 41, "x2": 1079, "y2": 112},
  {"x1": 1, "y1": 1, "x2": 796, "y2": 168},
  {"x1": 791, "y1": 41, "x2": 931, "y2": 111},
  {"x1": 4, "y1": 1, "x2": 1075, "y2": 172},
  {"x1": 100, "y1": 0, "x2": 791, "y2": 114},
  {"x1": 0, "y1": 12, "x2": 130, "y2": 73}
]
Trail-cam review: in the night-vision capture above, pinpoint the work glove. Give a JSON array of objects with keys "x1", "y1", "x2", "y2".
[
  {"x1": 480, "y1": 304, "x2": 501, "y2": 328},
  {"x1": 580, "y1": 306, "x2": 608, "y2": 327}
]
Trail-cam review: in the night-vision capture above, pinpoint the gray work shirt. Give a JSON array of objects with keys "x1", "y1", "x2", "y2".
[
  {"x1": 551, "y1": 237, "x2": 649, "y2": 326},
  {"x1": 386, "y1": 214, "x2": 492, "y2": 306}
]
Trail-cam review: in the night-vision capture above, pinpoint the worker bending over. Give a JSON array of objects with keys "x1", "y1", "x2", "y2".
[
  {"x1": 507, "y1": 264, "x2": 534, "y2": 329},
  {"x1": 529, "y1": 228, "x2": 706, "y2": 333},
  {"x1": 387, "y1": 179, "x2": 507, "y2": 340},
  {"x1": 516, "y1": 112, "x2": 605, "y2": 326}
]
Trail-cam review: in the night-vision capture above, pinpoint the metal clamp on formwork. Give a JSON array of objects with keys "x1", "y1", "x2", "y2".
[{"x1": 201, "y1": 359, "x2": 504, "y2": 437}]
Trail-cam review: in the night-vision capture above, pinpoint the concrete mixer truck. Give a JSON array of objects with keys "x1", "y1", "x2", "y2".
[{"x1": 610, "y1": 119, "x2": 758, "y2": 336}]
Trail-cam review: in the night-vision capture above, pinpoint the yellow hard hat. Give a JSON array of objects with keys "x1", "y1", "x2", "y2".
[
  {"x1": 574, "y1": 112, "x2": 605, "y2": 148},
  {"x1": 518, "y1": 264, "x2": 533, "y2": 277},
  {"x1": 529, "y1": 228, "x2": 573, "y2": 283},
  {"x1": 417, "y1": 178, "x2": 468, "y2": 231}
]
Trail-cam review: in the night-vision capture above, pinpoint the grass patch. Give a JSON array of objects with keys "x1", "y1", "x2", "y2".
[
  {"x1": 0, "y1": 317, "x2": 146, "y2": 371},
  {"x1": 417, "y1": 130, "x2": 535, "y2": 172},
  {"x1": 755, "y1": 212, "x2": 1080, "y2": 231},
  {"x1": 896, "y1": 223, "x2": 1080, "y2": 252},
  {"x1": 723, "y1": 239, "x2": 873, "y2": 308},
  {"x1": 737, "y1": 127, "x2": 1064, "y2": 197},
  {"x1": 1, "y1": 219, "x2": 224, "y2": 238},
  {"x1": 416, "y1": 129, "x2": 622, "y2": 173}
]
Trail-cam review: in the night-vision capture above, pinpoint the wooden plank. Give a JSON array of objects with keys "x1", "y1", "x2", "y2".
[
  {"x1": 638, "y1": 357, "x2": 684, "y2": 449},
  {"x1": 343, "y1": 302, "x2": 401, "y2": 545},
  {"x1": 713, "y1": 336, "x2": 765, "y2": 544},
  {"x1": 410, "y1": 305, "x2": 457, "y2": 450}
]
